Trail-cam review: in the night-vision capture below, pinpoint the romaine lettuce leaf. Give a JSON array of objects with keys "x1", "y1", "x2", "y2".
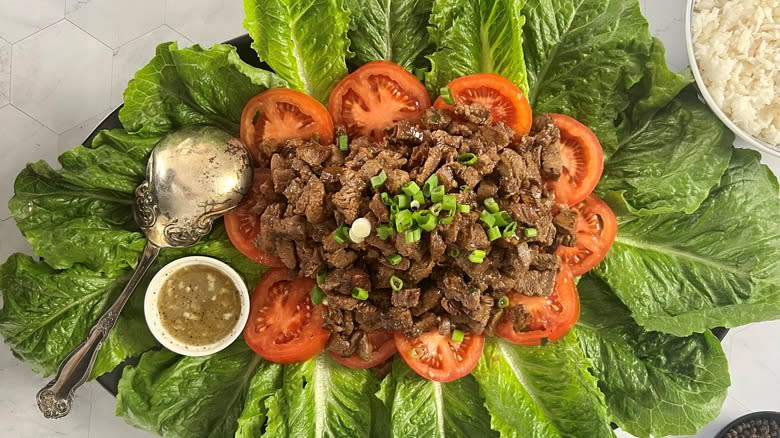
[
  {"x1": 594, "y1": 148, "x2": 780, "y2": 336},
  {"x1": 426, "y1": 0, "x2": 529, "y2": 95},
  {"x1": 522, "y1": 0, "x2": 653, "y2": 157},
  {"x1": 378, "y1": 358, "x2": 496, "y2": 438},
  {"x1": 345, "y1": 0, "x2": 434, "y2": 72},
  {"x1": 576, "y1": 274, "x2": 729, "y2": 437},
  {"x1": 121, "y1": 42, "x2": 283, "y2": 136},
  {"x1": 235, "y1": 360, "x2": 283, "y2": 438},
  {"x1": 263, "y1": 353, "x2": 382, "y2": 437},
  {"x1": 243, "y1": 0, "x2": 350, "y2": 102},
  {"x1": 597, "y1": 89, "x2": 733, "y2": 215},
  {"x1": 473, "y1": 337, "x2": 614, "y2": 438},
  {"x1": 116, "y1": 342, "x2": 273, "y2": 437}
]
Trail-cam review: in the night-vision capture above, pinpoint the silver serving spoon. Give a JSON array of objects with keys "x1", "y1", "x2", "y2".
[{"x1": 36, "y1": 125, "x2": 253, "y2": 419}]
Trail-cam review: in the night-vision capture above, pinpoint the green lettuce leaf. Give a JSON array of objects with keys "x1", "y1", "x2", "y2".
[
  {"x1": 594, "y1": 148, "x2": 780, "y2": 336},
  {"x1": 576, "y1": 274, "x2": 729, "y2": 437},
  {"x1": 0, "y1": 254, "x2": 126, "y2": 375},
  {"x1": 522, "y1": 0, "x2": 653, "y2": 157},
  {"x1": 345, "y1": 0, "x2": 434, "y2": 71},
  {"x1": 597, "y1": 90, "x2": 733, "y2": 215},
  {"x1": 235, "y1": 360, "x2": 284, "y2": 438},
  {"x1": 426, "y1": 0, "x2": 528, "y2": 95},
  {"x1": 120, "y1": 42, "x2": 285, "y2": 136},
  {"x1": 116, "y1": 342, "x2": 271, "y2": 437},
  {"x1": 473, "y1": 337, "x2": 614, "y2": 438},
  {"x1": 378, "y1": 358, "x2": 496, "y2": 438},
  {"x1": 243, "y1": 0, "x2": 350, "y2": 102},
  {"x1": 263, "y1": 353, "x2": 382, "y2": 437}
]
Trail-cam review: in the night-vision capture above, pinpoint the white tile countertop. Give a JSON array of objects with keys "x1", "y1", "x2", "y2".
[{"x1": 0, "y1": 1, "x2": 778, "y2": 437}]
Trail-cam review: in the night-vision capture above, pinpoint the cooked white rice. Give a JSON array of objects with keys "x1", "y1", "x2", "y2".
[{"x1": 692, "y1": 0, "x2": 780, "y2": 146}]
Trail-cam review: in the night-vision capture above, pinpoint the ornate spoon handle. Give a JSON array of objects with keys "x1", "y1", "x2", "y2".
[{"x1": 36, "y1": 242, "x2": 161, "y2": 419}]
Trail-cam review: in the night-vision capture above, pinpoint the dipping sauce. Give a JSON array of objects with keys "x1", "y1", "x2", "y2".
[{"x1": 157, "y1": 264, "x2": 241, "y2": 346}]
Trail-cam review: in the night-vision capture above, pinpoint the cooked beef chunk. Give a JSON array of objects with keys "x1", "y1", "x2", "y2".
[{"x1": 248, "y1": 104, "x2": 573, "y2": 344}]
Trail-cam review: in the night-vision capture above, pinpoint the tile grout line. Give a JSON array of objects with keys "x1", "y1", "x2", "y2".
[{"x1": 65, "y1": 18, "x2": 115, "y2": 53}]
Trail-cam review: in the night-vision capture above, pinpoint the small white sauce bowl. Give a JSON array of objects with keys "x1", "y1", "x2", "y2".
[
  {"x1": 144, "y1": 256, "x2": 249, "y2": 356},
  {"x1": 685, "y1": 0, "x2": 780, "y2": 157}
]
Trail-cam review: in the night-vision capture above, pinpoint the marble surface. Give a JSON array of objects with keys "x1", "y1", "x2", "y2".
[{"x1": 0, "y1": 1, "x2": 778, "y2": 437}]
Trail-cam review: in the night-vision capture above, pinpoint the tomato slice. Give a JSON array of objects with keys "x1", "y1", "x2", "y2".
[
  {"x1": 244, "y1": 269, "x2": 330, "y2": 364},
  {"x1": 394, "y1": 329, "x2": 484, "y2": 382},
  {"x1": 555, "y1": 194, "x2": 617, "y2": 276},
  {"x1": 224, "y1": 168, "x2": 285, "y2": 268},
  {"x1": 240, "y1": 88, "x2": 334, "y2": 163},
  {"x1": 330, "y1": 330, "x2": 397, "y2": 369},
  {"x1": 433, "y1": 73, "x2": 532, "y2": 137},
  {"x1": 496, "y1": 266, "x2": 579, "y2": 346},
  {"x1": 328, "y1": 61, "x2": 431, "y2": 140},
  {"x1": 546, "y1": 113, "x2": 604, "y2": 206}
]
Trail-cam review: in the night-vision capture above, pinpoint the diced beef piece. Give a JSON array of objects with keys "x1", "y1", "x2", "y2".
[
  {"x1": 455, "y1": 103, "x2": 491, "y2": 125},
  {"x1": 412, "y1": 287, "x2": 442, "y2": 317},
  {"x1": 508, "y1": 305, "x2": 532, "y2": 333},
  {"x1": 385, "y1": 168, "x2": 411, "y2": 193},
  {"x1": 387, "y1": 120, "x2": 425, "y2": 145},
  {"x1": 369, "y1": 193, "x2": 390, "y2": 222},
  {"x1": 381, "y1": 307, "x2": 414, "y2": 332},
  {"x1": 392, "y1": 288, "x2": 421, "y2": 308},
  {"x1": 295, "y1": 141, "x2": 332, "y2": 167},
  {"x1": 420, "y1": 107, "x2": 451, "y2": 130},
  {"x1": 553, "y1": 208, "x2": 578, "y2": 247}
]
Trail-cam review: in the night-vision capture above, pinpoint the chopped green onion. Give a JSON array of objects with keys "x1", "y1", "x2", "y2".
[
  {"x1": 468, "y1": 249, "x2": 486, "y2": 264},
  {"x1": 497, "y1": 295, "x2": 510, "y2": 308},
  {"x1": 380, "y1": 192, "x2": 392, "y2": 205},
  {"x1": 524, "y1": 227, "x2": 538, "y2": 238},
  {"x1": 479, "y1": 210, "x2": 496, "y2": 227},
  {"x1": 395, "y1": 210, "x2": 414, "y2": 232},
  {"x1": 441, "y1": 194, "x2": 457, "y2": 211},
  {"x1": 460, "y1": 184, "x2": 470, "y2": 192},
  {"x1": 483, "y1": 197, "x2": 500, "y2": 213},
  {"x1": 457, "y1": 153, "x2": 478, "y2": 166},
  {"x1": 402, "y1": 181, "x2": 421, "y2": 197},
  {"x1": 431, "y1": 185, "x2": 445, "y2": 203},
  {"x1": 387, "y1": 253, "x2": 402, "y2": 266},
  {"x1": 415, "y1": 210, "x2": 438, "y2": 232},
  {"x1": 333, "y1": 225, "x2": 350, "y2": 244},
  {"x1": 451, "y1": 329, "x2": 465, "y2": 343},
  {"x1": 430, "y1": 202, "x2": 443, "y2": 216},
  {"x1": 395, "y1": 194, "x2": 410, "y2": 209},
  {"x1": 502, "y1": 221, "x2": 517, "y2": 238},
  {"x1": 487, "y1": 226, "x2": 501, "y2": 241},
  {"x1": 390, "y1": 275, "x2": 404, "y2": 292},
  {"x1": 352, "y1": 287, "x2": 369, "y2": 300},
  {"x1": 316, "y1": 268, "x2": 327, "y2": 285},
  {"x1": 440, "y1": 216, "x2": 454, "y2": 225},
  {"x1": 458, "y1": 204, "x2": 471, "y2": 213},
  {"x1": 405, "y1": 228, "x2": 422, "y2": 243},
  {"x1": 410, "y1": 200, "x2": 421, "y2": 211},
  {"x1": 423, "y1": 174, "x2": 439, "y2": 197},
  {"x1": 439, "y1": 86, "x2": 455, "y2": 105},
  {"x1": 310, "y1": 286, "x2": 325, "y2": 305},
  {"x1": 370, "y1": 170, "x2": 387, "y2": 189},
  {"x1": 493, "y1": 211, "x2": 512, "y2": 227},
  {"x1": 338, "y1": 134, "x2": 348, "y2": 152},
  {"x1": 377, "y1": 223, "x2": 395, "y2": 240},
  {"x1": 448, "y1": 247, "x2": 461, "y2": 258},
  {"x1": 412, "y1": 190, "x2": 425, "y2": 205}
]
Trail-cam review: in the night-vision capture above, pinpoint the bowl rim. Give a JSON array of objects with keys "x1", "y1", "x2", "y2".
[
  {"x1": 684, "y1": 0, "x2": 780, "y2": 157},
  {"x1": 716, "y1": 410, "x2": 780, "y2": 437},
  {"x1": 143, "y1": 255, "x2": 250, "y2": 356}
]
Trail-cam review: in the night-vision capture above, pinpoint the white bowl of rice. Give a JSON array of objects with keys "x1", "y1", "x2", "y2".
[{"x1": 686, "y1": 0, "x2": 780, "y2": 156}]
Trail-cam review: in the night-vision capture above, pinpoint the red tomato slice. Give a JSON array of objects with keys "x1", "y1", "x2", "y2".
[
  {"x1": 224, "y1": 168, "x2": 285, "y2": 268},
  {"x1": 240, "y1": 88, "x2": 334, "y2": 163},
  {"x1": 555, "y1": 194, "x2": 617, "y2": 276},
  {"x1": 330, "y1": 330, "x2": 397, "y2": 369},
  {"x1": 496, "y1": 266, "x2": 579, "y2": 346},
  {"x1": 546, "y1": 113, "x2": 604, "y2": 206},
  {"x1": 433, "y1": 73, "x2": 532, "y2": 137},
  {"x1": 328, "y1": 61, "x2": 431, "y2": 140},
  {"x1": 244, "y1": 269, "x2": 330, "y2": 364},
  {"x1": 394, "y1": 329, "x2": 484, "y2": 382}
]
